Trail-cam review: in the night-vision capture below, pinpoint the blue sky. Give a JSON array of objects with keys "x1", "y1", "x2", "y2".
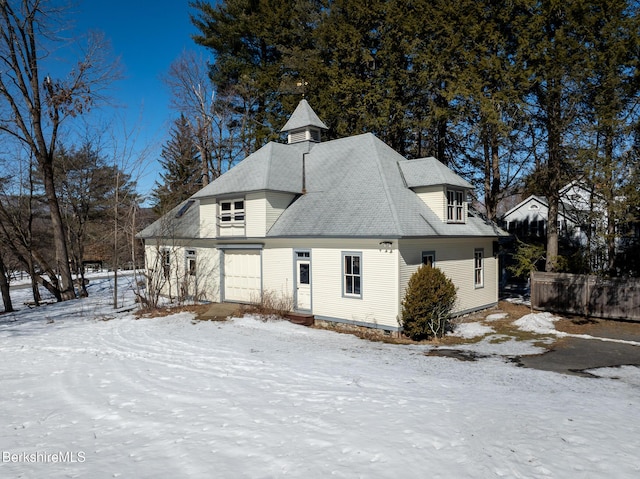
[{"x1": 73, "y1": 0, "x2": 207, "y2": 198}]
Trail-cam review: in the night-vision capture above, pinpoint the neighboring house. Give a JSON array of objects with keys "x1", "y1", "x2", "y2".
[
  {"x1": 500, "y1": 182, "x2": 609, "y2": 244},
  {"x1": 138, "y1": 100, "x2": 507, "y2": 332},
  {"x1": 499, "y1": 182, "x2": 634, "y2": 272},
  {"x1": 500, "y1": 194, "x2": 575, "y2": 243}
]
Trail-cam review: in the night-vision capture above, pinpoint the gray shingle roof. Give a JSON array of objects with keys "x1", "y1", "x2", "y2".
[
  {"x1": 137, "y1": 197, "x2": 200, "y2": 239},
  {"x1": 192, "y1": 142, "x2": 304, "y2": 198},
  {"x1": 140, "y1": 130, "x2": 506, "y2": 240},
  {"x1": 280, "y1": 99, "x2": 328, "y2": 132},
  {"x1": 399, "y1": 157, "x2": 473, "y2": 189},
  {"x1": 266, "y1": 133, "x2": 504, "y2": 238}
]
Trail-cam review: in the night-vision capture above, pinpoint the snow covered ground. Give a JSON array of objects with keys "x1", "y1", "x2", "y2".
[{"x1": 1, "y1": 276, "x2": 639, "y2": 478}]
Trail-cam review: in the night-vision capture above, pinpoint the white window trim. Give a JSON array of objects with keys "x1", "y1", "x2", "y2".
[
  {"x1": 474, "y1": 248, "x2": 484, "y2": 288},
  {"x1": 342, "y1": 252, "x2": 362, "y2": 299},
  {"x1": 185, "y1": 250, "x2": 196, "y2": 276},
  {"x1": 421, "y1": 250, "x2": 436, "y2": 267},
  {"x1": 446, "y1": 189, "x2": 466, "y2": 223},
  {"x1": 160, "y1": 248, "x2": 171, "y2": 279},
  {"x1": 219, "y1": 198, "x2": 245, "y2": 225}
]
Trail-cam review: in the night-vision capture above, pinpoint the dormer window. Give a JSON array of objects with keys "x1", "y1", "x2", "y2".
[
  {"x1": 220, "y1": 199, "x2": 245, "y2": 223},
  {"x1": 218, "y1": 198, "x2": 246, "y2": 237},
  {"x1": 447, "y1": 189, "x2": 465, "y2": 223}
]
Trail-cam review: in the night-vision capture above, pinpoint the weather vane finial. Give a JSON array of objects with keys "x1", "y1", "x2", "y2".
[{"x1": 297, "y1": 79, "x2": 309, "y2": 98}]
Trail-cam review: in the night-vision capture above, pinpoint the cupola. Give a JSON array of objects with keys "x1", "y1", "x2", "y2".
[{"x1": 280, "y1": 99, "x2": 328, "y2": 144}]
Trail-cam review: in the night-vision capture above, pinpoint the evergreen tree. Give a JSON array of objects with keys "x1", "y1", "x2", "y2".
[
  {"x1": 401, "y1": 264, "x2": 457, "y2": 340},
  {"x1": 448, "y1": 0, "x2": 532, "y2": 220},
  {"x1": 576, "y1": 0, "x2": 640, "y2": 275},
  {"x1": 407, "y1": 0, "x2": 467, "y2": 164},
  {"x1": 521, "y1": 0, "x2": 594, "y2": 272},
  {"x1": 191, "y1": 0, "x2": 322, "y2": 151},
  {"x1": 188, "y1": 0, "x2": 640, "y2": 276},
  {"x1": 152, "y1": 115, "x2": 203, "y2": 213}
]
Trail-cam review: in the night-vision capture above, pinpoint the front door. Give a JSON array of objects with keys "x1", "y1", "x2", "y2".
[{"x1": 296, "y1": 258, "x2": 311, "y2": 311}]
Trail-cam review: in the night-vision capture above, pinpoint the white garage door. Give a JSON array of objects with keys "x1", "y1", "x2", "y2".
[{"x1": 223, "y1": 250, "x2": 261, "y2": 303}]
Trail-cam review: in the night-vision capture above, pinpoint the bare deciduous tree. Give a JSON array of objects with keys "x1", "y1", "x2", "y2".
[
  {"x1": 164, "y1": 50, "x2": 244, "y2": 183},
  {"x1": 0, "y1": 0, "x2": 121, "y2": 300}
]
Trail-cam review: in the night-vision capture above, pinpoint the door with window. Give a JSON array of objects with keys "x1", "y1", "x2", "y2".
[{"x1": 295, "y1": 252, "x2": 311, "y2": 311}]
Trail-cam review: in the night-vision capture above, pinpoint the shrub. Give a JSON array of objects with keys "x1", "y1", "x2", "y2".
[
  {"x1": 244, "y1": 290, "x2": 294, "y2": 319},
  {"x1": 401, "y1": 264, "x2": 457, "y2": 340},
  {"x1": 508, "y1": 240, "x2": 546, "y2": 279}
]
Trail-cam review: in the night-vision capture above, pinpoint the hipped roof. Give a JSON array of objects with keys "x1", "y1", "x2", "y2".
[{"x1": 139, "y1": 133, "x2": 504, "y2": 239}]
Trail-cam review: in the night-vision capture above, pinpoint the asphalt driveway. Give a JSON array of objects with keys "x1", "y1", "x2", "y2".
[{"x1": 515, "y1": 315, "x2": 640, "y2": 377}]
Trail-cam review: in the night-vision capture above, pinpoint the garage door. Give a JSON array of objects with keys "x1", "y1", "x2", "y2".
[{"x1": 223, "y1": 250, "x2": 261, "y2": 303}]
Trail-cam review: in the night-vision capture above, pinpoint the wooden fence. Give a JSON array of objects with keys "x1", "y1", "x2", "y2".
[{"x1": 530, "y1": 272, "x2": 640, "y2": 321}]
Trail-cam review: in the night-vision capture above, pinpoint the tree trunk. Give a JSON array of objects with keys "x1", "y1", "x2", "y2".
[
  {"x1": 483, "y1": 129, "x2": 491, "y2": 217},
  {"x1": 545, "y1": 197, "x2": 560, "y2": 272},
  {"x1": 0, "y1": 256, "x2": 13, "y2": 313},
  {"x1": 544, "y1": 83, "x2": 563, "y2": 273},
  {"x1": 28, "y1": 257, "x2": 41, "y2": 307},
  {"x1": 196, "y1": 142, "x2": 210, "y2": 187},
  {"x1": 604, "y1": 132, "x2": 617, "y2": 275},
  {"x1": 490, "y1": 130, "x2": 501, "y2": 221},
  {"x1": 40, "y1": 159, "x2": 76, "y2": 301}
]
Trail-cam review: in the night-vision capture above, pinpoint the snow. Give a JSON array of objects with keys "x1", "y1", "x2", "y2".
[
  {"x1": 586, "y1": 366, "x2": 640, "y2": 387},
  {"x1": 515, "y1": 312, "x2": 640, "y2": 346},
  {"x1": 485, "y1": 312, "x2": 509, "y2": 322},
  {"x1": 2, "y1": 277, "x2": 640, "y2": 478},
  {"x1": 449, "y1": 322, "x2": 494, "y2": 339},
  {"x1": 514, "y1": 312, "x2": 560, "y2": 335}
]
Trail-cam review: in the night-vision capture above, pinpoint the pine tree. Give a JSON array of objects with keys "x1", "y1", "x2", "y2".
[
  {"x1": 152, "y1": 115, "x2": 203, "y2": 213},
  {"x1": 191, "y1": 0, "x2": 322, "y2": 151},
  {"x1": 522, "y1": 0, "x2": 595, "y2": 272},
  {"x1": 55, "y1": 144, "x2": 137, "y2": 294},
  {"x1": 447, "y1": 0, "x2": 531, "y2": 220},
  {"x1": 576, "y1": 0, "x2": 640, "y2": 275}
]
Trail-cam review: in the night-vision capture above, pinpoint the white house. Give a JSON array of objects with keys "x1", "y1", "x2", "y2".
[
  {"x1": 138, "y1": 100, "x2": 507, "y2": 332},
  {"x1": 500, "y1": 182, "x2": 614, "y2": 271},
  {"x1": 500, "y1": 194, "x2": 575, "y2": 241}
]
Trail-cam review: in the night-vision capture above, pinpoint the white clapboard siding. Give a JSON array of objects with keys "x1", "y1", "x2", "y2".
[
  {"x1": 195, "y1": 247, "x2": 221, "y2": 302},
  {"x1": 295, "y1": 239, "x2": 399, "y2": 329},
  {"x1": 398, "y1": 238, "x2": 498, "y2": 314},
  {"x1": 266, "y1": 192, "x2": 296, "y2": 232},
  {"x1": 261, "y1": 245, "x2": 295, "y2": 298},
  {"x1": 413, "y1": 185, "x2": 446, "y2": 222},
  {"x1": 198, "y1": 198, "x2": 218, "y2": 238},
  {"x1": 245, "y1": 193, "x2": 266, "y2": 237}
]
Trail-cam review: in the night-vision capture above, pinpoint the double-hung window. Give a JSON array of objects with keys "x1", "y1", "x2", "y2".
[
  {"x1": 220, "y1": 199, "x2": 245, "y2": 223},
  {"x1": 422, "y1": 251, "x2": 436, "y2": 267},
  {"x1": 447, "y1": 189, "x2": 465, "y2": 223},
  {"x1": 161, "y1": 249, "x2": 171, "y2": 279},
  {"x1": 218, "y1": 198, "x2": 246, "y2": 237},
  {"x1": 186, "y1": 250, "x2": 196, "y2": 276},
  {"x1": 474, "y1": 248, "x2": 484, "y2": 288},
  {"x1": 343, "y1": 252, "x2": 362, "y2": 298}
]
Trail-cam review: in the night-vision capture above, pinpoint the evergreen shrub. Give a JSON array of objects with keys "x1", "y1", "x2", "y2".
[{"x1": 401, "y1": 264, "x2": 457, "y2": 340}]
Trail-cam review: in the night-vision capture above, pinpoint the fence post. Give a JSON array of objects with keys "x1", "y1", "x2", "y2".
[
  {"x1": 583, "y1": 275, "x2": 590, "y2": 317},
  {"x1": 530, "y1": 272, "x2": 536, "y2": 310}
]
